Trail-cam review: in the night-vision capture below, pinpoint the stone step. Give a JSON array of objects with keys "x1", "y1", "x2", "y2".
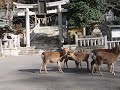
[
  {"x1": 18, "y1": 47, "x2": 39, "y2": 55},
  {"x1": 30, "y1": 26, "x2": 59, "y2": 40},
  {"x1": 30, "y1": 26, "x2": 60, "y2": 50}
]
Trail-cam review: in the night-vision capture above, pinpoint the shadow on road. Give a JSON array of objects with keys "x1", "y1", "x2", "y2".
[{"x1": 18, "y1": 67, "x2": 91, "y2": 74}]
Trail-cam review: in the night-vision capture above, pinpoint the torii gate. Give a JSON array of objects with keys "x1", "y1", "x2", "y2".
[
  {"x1": 13, "y1": 0, "x2": 69, "y2": 47},
  {"x1": 13, "y1": 3, "x2": 38, "y2": 47}
]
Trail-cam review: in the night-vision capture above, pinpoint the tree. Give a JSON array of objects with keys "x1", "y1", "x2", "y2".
[
  {"x1": 66, "y1": 0, "x2": 107, "y2": 28},
  {"x1": 106, "y1": 0, "x2": 120, "y2": 22}
]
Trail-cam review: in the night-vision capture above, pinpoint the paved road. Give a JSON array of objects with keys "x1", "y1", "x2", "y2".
[{"x1": 0, "y1": 55, "x2": 120, "y2": 90}]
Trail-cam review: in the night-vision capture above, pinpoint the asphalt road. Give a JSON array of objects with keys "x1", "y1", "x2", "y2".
[{"x1": 0, "y1": 55, "x2": 120, "y2": 90}]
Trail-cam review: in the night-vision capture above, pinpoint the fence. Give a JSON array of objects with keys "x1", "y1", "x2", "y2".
[
  {"x1": 0, "y1": 34, "x2": 20, "y2": 56},
  {"x1": 75, "y1": 35, "x2": 108, "y2": 49},
  {"x1": 107, "y1": 41, "x2": 120, "y2": 49},
  {"x1": 63, "y1": 34, "x2": 120, "y2": 50}
]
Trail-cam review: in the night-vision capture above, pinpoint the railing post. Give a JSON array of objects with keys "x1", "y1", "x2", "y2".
[{"x1": 104, "y1": 36, "x2": 108, "y2": 49}]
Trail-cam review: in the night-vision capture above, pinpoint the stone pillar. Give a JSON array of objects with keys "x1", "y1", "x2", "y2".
[
  {"x1": 0, "y1": 39, "x2": 3, "y2": 55},
  {"x1": 17, "y1": 35, "x2": 20, "y2": 47},
  {"x1": 25, "y1": 8, "x2": 30, "y2": 47},
  {"x1": 83, "y1": 27, "x2": 86, "y2": 36},
  {"x1": 58, "y1": 5, "x2": 63, "y2": 44}
]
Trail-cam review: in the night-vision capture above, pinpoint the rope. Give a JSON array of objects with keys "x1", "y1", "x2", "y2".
[{"x1": 31, "y1": 13, "x2": 57, "y2": 24}]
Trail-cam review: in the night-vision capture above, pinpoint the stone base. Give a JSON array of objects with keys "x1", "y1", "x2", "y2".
[{"x1": 3, "y1": 48, "x2": 20, "y2": 56}]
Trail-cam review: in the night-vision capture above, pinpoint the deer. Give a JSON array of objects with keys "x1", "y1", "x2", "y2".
[
  {"x1": 66, "y1": 48, "x2": 90, "y2": 71},
  {"x1": 40, "y1": 47, "x2": 69, "y2": 74},
  {"x1": 90, "y1": 47, "x2": 117, "y2": 73},
  {"x1": 91, "y1": 45, "x2": 120, "y2": 76},
  {"x1": 63, "y1": 50, "x2": 75, "y2": 69}
]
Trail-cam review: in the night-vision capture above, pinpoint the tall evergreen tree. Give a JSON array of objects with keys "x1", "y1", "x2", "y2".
[{"x1": 67, "y1": 0, "x2": 107, "y2": 28}]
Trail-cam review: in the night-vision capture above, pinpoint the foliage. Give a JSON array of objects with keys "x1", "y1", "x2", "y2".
[
  {"x1": 67, "y1": 0, "x2": 107, "y2": 28},
  {"x1": 106, "y1": 0, "x2": 120, "y2": 17},
  {"x1": 100, "y1": 0, "x2": 120, "y2": 25}
]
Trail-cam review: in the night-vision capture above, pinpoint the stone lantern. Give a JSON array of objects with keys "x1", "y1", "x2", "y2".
[{"x1": 91, "y1": 24, "x2": 103, "y2": 37}]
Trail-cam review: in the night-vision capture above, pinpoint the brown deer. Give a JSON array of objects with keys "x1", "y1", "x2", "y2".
[
  {"x1": 67, "y1": 49, "x2": 90, "y2": 71},
  {"x1": 91, "y1": 45, "x2": 120, "y2": 76},
  {"x1": 40, "y1": 48, "x2": 69, "y2": 74},
  {"x1": 91, "y1": 47, "x2": 117, "y2": 73},
  {"x1": 63, "y1": 50, "x2": 75, "y2": 69}
]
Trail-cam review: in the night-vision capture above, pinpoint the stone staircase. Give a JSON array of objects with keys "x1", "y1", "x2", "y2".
[
  {"x1": 30, "y1": 26, "x2": 59, "y2": 40},
  {"x1": 18, "y1": 47, "x2": 39, "y2": 55},
  {"x1": 19, "y1": 26, "x2": 60, "y2": 55},
  {"x1": 30, "y1": 26, "x2": 60, "y2": 50}
]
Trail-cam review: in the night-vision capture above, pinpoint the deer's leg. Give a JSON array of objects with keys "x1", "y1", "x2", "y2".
[
  {"x1": 40, "y1": 64, "x2": 43, "y2": 74},
  {"x1": 107, "y1": 64, "x2": 110, "y2": 72},
  {"x1": 79, "y1": 62, "x2": 82, "y2": 70},
  {"x1": 86, "y1": 60, "x2": 89, "y2": 71},
  {"x1": 57, "y1": 61, "x2": 63, "y2": 73},
  {"x1": 110, "y1": 65, "x2": 112, "y2": 73},
  {"x1": 66, "y1": 60, "x2": 68, "y2": 69},
  {"x1": 64, "y1": 59, "x2": 68, "y2": 69},
  {"x1": 43, "y1": 61, "x2": 49, "y2": 74},
  {"x1": 40, "y1": 62, "x2": 48, "y2": 74},
  {"x1": 111, "y1": 63, "x2": 115, "y2": 75},
  {"x1": 107, "y1": 64, "x2": 112, "y2": 72},
  {"x1": 91, "y1": 64, "x2": 94, "y2": 75},
  {"x1": 40, "y1": 60, "x2": 45, "y2": 73},
  {"x1": 91, "y1": 60, "x2": 95, "y2": 74},
  {"x1": 44, "y1": 63, "x2": 48, "y2": 74},
  {"x1": 98, "y1": 65, "x2": 103, "y2": 76},
  {"x1": 75, "y1": 61, "x2": 79, "y2": 71},
  {"x1": 91, "y1": 63, "x2": 98, "y2": 75}
]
